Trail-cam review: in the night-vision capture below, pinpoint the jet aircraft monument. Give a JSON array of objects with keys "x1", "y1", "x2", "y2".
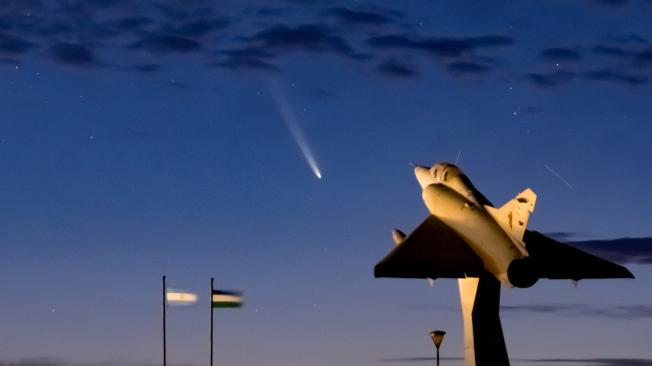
[{"x1": 374, "y1": 162, "x2": 634, "y2": 366}]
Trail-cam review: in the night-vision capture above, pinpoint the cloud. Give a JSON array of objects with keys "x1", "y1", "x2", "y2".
[
  {"x1": 501, "y1": 303, "x2": 652, "y2": 319},
  {"x1": 526, "y1": 359, "x2": 652, "y2": 366},
  {"x1": 527, "y1": 70, "x2": 576, "y2": 87},
  {"x1": 447, "y1": 60, "x2": 491, "y2": 74},
  {"x1": 541, "y1": 47, "x2": 582, "y2": 62},
  {"x1": 403, "y1": 302, "x2": 652, "y2": 319},
  {"x1": 379, "y1": 357, "x2": 462, "y2": 363},
  {"x1": 0, "y1": 358, "x2": 64, "y2": 366},
  {"x1": 377, "y1": 59, "x2": 418, "y2": 78},
  {"x1": 103, "y1": 16, "x2": 151, "y2": 31},
  {"x1": 211, "y1": 47, "x2": 280, "y2": 72},
  {"x1": 210, "y1": 57, "x2": 280, "y2": 72},
  {"x1": 124, "y1": 63, "x2": 161, "y2": 73},
  {"x1": 365, "y1": 33, "x2": 510, "y2": 78},
  {"x1": 221, "y1": 47, "x2": 276, "y2": 60},
  {"x1": 379, "y1": 357, "x2": 652, "y2": 365},
  {"x1": 544, "y1": 232, "x2": 585, "y2": 241},
  {"x1": 583, "y1": 69, "x2": 649, "y2": 85},
  {"x1": 635, "y1": 48, "x2": 652, "y2": 65},
  {"x1": 366, "y1": 33, "x2": 513, "y2": 58},
  {"x1": 606, "y1": 34, "x2": 650, "y2": 44},
  {"x1": 570, "y1": 237, "x2": 652, "y2": 264},
  {"x1": 592, "y1": 44, "x2": 652, "y2": 66},
  {"x1": 526, "y1": 34, "x2": 652, "y2": 88},
  {"x1": 0, "y1": 33, "x2": 36, "y2": 55},
  {"x1": 50, "y1": 42, "x2": 95, "y2": 67},
  {"x1": 326, "y1": 7, "x2": 391, "y2": 25},
  {"x1": 0, "y1": 0, "x2": 236, "y2": 72},
  {"x1": 591, "y1": 0, "x2": 629, "y2": 6},
  {"x1": 0, "y1": 57, "x2": 21, "y2": 65},
  {"x1": 0, "y1": 359, "x2": 197, "y2": 366},
  {"x1": 593, "y1": 45, "x2": 630, "y2": 58},
  {"x1": 130, "y1": 35, "x2": 201, "y2": 53},
  {"x1": 256, "y1": 8, "x2": 285, "y2": 17},
  {"x1": 0, "y1": 0, "x2": 649, "y2": 90},
  {"x1": 152, "y1": 3, "x2": 194, "y2": 20},
  {"x1": 166, "y1": 18, "x2": 230, "y2": 37},
  {"x1": 241, "y1": 24, "x2": 358, "y2": 58},
  {"x1": 0, "y1": 0, "x2": 43, "y2": 12}
]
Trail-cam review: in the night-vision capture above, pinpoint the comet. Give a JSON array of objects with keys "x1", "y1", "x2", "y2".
[{"x1": 267, "y1": 80, "x2": 322, "y2": 179}]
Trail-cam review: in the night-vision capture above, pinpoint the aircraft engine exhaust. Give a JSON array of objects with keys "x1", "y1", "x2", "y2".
[{"x1": 506, "y1": 258, "x2": 539, "y2": 288}]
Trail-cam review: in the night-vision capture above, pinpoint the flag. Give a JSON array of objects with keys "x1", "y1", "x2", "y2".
[
  {"x1": 166, "y1": 288, "x2": 198, "y2": 306},
  {"x1": 211, "y1": 290, "x2": 243, "y2": 308}
]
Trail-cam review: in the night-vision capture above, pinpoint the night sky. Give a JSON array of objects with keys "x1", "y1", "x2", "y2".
[{"x1": 1, "y1": 1, "x2": 652, "y2": 366}]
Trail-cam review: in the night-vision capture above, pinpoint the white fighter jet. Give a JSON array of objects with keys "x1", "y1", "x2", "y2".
[
  {"x1": 375, "y1": 162, "x2": 633, "y2": 287},
  {"x1": 374, "y1": 162, "x2": 633, "y2": 366}
]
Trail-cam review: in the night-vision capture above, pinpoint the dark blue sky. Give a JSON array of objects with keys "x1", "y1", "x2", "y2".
[{"x1": 1, "y1": 1, "x2": 651, "y2": 366}]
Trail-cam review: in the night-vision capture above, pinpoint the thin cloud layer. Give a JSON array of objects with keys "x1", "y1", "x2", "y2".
[
  {"x1": 326, "y1": 7, "x2": 392, "y2": 26},
  {"x1": 379, "y1": 357, "x2": 652, "y2": 365},
  {"x1": 405, "y1": 303, "x2": 652, "y2": 319},
  {"x1": 501, "y1": 303, "x2": 652, "y2": 319},
  {"x1": 130, "y1": 35, "x2": 202, "y2": 54},
  {"x1": 0, "y1": 1, "x2": 649, "y2": 88},
  {"x1": 540, "y1": 47, "x2": 582, "y2": 62},
  {"x1": 377, "y1": 59, "x2": 418, "y2": 78},
  {"x1": 527, "y1": 71, "x2": 577, "y2": 88},
  {"x1": 447, "y1": 60, "x2": 492, "y2": 74},
  {"x1": 528, "y1": 34, "x2": 652, "y2": 87},
  {"x1": 366, "y1": 34, "x2": 513, "y2": 58},
  {"x1": 571, "y1": 237, "x2": 652, "y2": 264},
  {"x1": 240, "y1": 24, "x2": 357, "y2": 57},
  {"x1": 583, "y1": 69, "x2": 649, "y2": 85},
  {"x1": 530, "y1": 360, "x2": 652, "y2": 366},
  {"x1": 50, "y1": 43, "x2": 95, "y2": 66},
  {"x1": 0, "y1": 360, "x2": 195, "y2": 366}
]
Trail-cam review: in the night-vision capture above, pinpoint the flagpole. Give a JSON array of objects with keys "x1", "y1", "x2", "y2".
[
  {"x1": 163, "y1": 275, "x2": 167, "y2": 366},
  {"x1": 210, "y1": 277, "x2": 214, "y2": 366}
]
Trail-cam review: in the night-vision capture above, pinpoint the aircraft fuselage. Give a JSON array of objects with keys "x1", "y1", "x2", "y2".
[
  {"x1": 422, "y1": 183, "x2": 524, "y2": 285},
  {"x1": 414, "y1": 163, "x2": 533, "y2": 287}
]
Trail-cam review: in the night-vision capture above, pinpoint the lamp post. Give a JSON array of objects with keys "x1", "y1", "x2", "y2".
[{"x1": 429, "y1": 330, "x2": 446, "y2": 366}]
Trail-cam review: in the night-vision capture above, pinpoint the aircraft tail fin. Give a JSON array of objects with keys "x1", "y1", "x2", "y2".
[{"x1": 486, "y1": 188, "x2": 537, "y2": 241}]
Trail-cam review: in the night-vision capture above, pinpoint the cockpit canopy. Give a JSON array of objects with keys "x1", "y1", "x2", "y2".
[
  {"x1": 427, "y1": 162, "x2": 491, "y2": 207},
  {"x1": 430, "y1": 163, "x2": 462, "y2": 183}
]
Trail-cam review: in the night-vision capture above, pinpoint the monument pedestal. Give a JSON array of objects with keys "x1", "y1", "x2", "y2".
[{"x1": 458, "y1": 275, "x2": 509, "y2": 366}]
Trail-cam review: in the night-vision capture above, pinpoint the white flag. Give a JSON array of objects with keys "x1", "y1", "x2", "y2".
[{"x1": 166, "y1": 288, "x2": 198, "y2": 306}]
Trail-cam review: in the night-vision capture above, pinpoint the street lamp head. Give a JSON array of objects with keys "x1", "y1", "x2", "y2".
[{"x1": 429, "y1": 330, "x2": 446, "y2": 350}]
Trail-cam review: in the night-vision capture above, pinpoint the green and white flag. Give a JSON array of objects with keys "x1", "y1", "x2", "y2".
[{"x1": 211, "y1": 290, "x2": 243, "y2": 308}]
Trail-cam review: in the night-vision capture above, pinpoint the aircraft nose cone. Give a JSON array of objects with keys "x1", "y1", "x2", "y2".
[{"x1": 414, "y1": 165, "x2": 435, "y2": 188}]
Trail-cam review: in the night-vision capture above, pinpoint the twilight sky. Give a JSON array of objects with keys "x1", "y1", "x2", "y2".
[{"x1": 1, "y1": 1, "x2": 652, "y2": 366}]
